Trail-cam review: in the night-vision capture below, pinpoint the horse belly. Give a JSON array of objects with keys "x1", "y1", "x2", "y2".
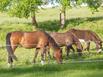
[
  {"x1": 37, "y1": 39, "x2": 47, "y2": 48},
  {"x1": 55, "y1": 39, "x2": 66, "y2": 47},
  {"x1": 21, "y1": 42, "x2": 37, "y2": 48},
  {"x1": 20, "y1": 38, "x2": 37, "y2": 48},
  {"x1": 79, "y1": 39, "x2": 91, "y2": 43}
]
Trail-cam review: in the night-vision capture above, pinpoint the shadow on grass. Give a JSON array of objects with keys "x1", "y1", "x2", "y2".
[
  {"x1": 36, "y1": 16, "x2": 103, "y2": 31},
  {"x1": 37, "y1": 20, "x2": 60, "y2": 31},
  {"x1": 1, "y1": 16, "x2": 103, "y2": 32},
  {"x1": 65, "y1": 16, "x2": 103, "y2": 28}
]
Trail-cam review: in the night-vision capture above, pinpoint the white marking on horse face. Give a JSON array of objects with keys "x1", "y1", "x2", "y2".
[
  {"x1": 79, "y1": 39, "x2": 85, "y2": 43},
  {"x1": 41, "y1": 60, "x2": 45, "y2": 65},
  {"x1": 97, "y1": 49, "x2": 102, "y2": 53}
]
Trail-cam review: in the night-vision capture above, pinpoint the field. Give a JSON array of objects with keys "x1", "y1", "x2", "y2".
[{"x1": 0, "y1": 7, "x2": 103, "y2": 77}]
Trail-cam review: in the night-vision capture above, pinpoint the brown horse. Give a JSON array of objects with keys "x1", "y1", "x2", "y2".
[
  {"x1": 50, "y1": 31, "x2": 83, "y2": 56},
  {"x1": 6, "y1": 31, "x2": 62, "y2": 67},
  {"x1": 68, "y1": 29, "x2": 102, "y2": 53}
]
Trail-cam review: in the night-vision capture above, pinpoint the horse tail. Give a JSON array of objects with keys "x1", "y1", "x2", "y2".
[{"x1": 6, "y1": 32, "x2": 17, "y2": 61}]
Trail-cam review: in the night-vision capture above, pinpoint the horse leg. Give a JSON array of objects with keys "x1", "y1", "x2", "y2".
[
  {"x1": 87, "y1": 42, "x2": 90, "y2": 51},
  {"x1": 48, "y1": 50, "x2": 51, "y2": 59},
  {"x1": 75, "y1": 43, "x2": 83, "y2": 56},
  {"x1": 32, "y1": 48, "x2": 39, "y2": 63},
  {"x1": 96, "y1": 43, "x2": 102, "y2": 53},
  {"x1": 66, "y1": 45, "x2": 71, "y2": 57},
  {"x1": 70, "y1": 46, "x2": 75, "y2": 53},
  {"x1": 47, "y1": 50, "x2": 51, "y2": 63},
  {"x1": 46, "y1": 47, "x2": 51, "y2": 63},
  {"x1": 8, "y1": 55, "x2": 13, "y2": 68},
  {"x1": 84, "y1": 41, "x2": 90, "y2": 52},
  {"x1": 40, "y1": 47, "x2": 46, "y2": 65},
  {"x1": 84, "y1": 42, "x2": 91, "y2": 55},
  {"x1": 8, "y1": 45, "x2": 18, "y2": 68}
]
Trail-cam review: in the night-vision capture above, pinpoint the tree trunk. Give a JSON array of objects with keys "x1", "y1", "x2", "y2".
[
  {"x1": 31, "y1": 12, "x2": 38, "y2": 30},
  {"x1": 60, "y1": 10, "x2": 66, "y2": 28}
]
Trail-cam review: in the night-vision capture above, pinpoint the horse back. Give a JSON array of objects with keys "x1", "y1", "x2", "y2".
[
  {"x1": 66, "y1": 31, "x2": 80, "y2": 43},
  {"x1": 9, "y1": 31, "x2": 49, "y2": 48},
  {"x1": 50, "y1": 32, "x2": 76, "y2": 47},
  {"x1": 10, "y1": 31, "x2": 23, "y2": 44},
  {"x1": 68, "y1": 29, "x2": 96, "y2": 41}
]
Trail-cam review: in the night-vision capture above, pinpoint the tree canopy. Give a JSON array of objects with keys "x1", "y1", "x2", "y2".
[
  {"x1": 0, "y1": 0, "x2": 103, "y2": 18},
  {"x1": 0, "y1": 0, "x2": 43, "y2": 18},
  {"x1": 76, "y1": 0, "x2": 102, "y2": 12}
]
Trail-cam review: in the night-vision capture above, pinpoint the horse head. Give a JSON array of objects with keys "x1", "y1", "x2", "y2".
[{"x1": 53, "y1": 48, "x2": 62, "y2": 64}]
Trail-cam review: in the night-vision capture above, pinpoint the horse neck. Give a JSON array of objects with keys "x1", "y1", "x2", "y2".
[
  {"x1": 76, "y1": 42, "x2": 83, "y2": 50},
  {"x1": 45, "y1": 32, "x2": 60, "y2": 51},
  {"x1": 49, "y1": 38, "x2": 60, "y2": 51},
  {"x1": 91, "y1": 32, "x2": 101, "y2": 43},
  {"x1": 72, "y1": 34, "x2": 83, "y2": 50}
]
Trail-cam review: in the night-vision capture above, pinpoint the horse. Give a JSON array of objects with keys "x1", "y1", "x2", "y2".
[
  {"x1": 49, "y1": 31, "x2": 83, "y2": 56},
  {"x1": 6, "y1": 31, "x2": 62, "y2": 67},
  {"x1": 68, "y1": 29, "x2": 103, "y2": 53}
]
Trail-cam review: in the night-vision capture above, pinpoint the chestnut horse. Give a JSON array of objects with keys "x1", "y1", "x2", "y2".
[
  {"x1": 68, "y1": 29, "x2": 102, "y2": 53},
  {"x1": 50, "y1": 31, "x2": 83, "y2": 56},
  {"x1": 6, "y1": 31, "x2": 62, "y2": 67}
]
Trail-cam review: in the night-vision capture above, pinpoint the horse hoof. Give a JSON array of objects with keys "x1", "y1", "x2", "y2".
[
  {"x1": 8, "y1": 63, "x2": 13, "y2": 68},
  {"x1": 66, "y1": 56, "x2": 69, "y2": 60},
  {"x1": 41, "y1": 60, "x2": 45, "y2": 65},
  {"x1": 32, "y1": 60, "x2": 36, "y2": 64}
]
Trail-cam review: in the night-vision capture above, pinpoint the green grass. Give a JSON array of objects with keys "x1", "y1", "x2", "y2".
[
  {"x1": 0, "y1": 7, "x2": 103, "y2": 77},
  {"x1": 0, "y1": 62, "x2": 103, "y2": 77}
]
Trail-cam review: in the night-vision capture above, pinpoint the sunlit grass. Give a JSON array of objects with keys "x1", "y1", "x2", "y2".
[{"x1": 0, "y1": 7, "x2": 103, "y2": 77}]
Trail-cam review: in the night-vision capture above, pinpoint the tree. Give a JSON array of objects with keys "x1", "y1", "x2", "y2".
[
  {"x1": 58, "y1": 0, "x2": 70, "y2": 28},
  {"x1": 0, "y1": 0, "x2": 43, "y2": 28},
  {"x1": 86, "y1": 0, "x2": 102, "y2": 13},
  {"x1": 57, "y1": 0, "x2": 102, "y2": 28},
  {"x1": 76, "y1": 0, "x2": 102, "y2": 13}
]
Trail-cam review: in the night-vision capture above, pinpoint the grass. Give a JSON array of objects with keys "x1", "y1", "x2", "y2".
[
  {"x1": 0, "y1": 62, "x2": 103, "y2": 77},
  {"x1": 0, "y1": 7, "x2": 103, "y2": 77}
]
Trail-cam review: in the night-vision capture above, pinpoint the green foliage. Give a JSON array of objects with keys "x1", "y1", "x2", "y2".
[
  {"x1": 0, "y1": 0, "x2": 43, "y2": 18},
  {"x1": 57, "y1": 0, "x2": 102, "y2": 13},
  {"x1": 76, "y1": 0, "x2": 85, "y2": 5},
  {"x1": 10, "y1": 0, "x2": 43, "y2": 18},
  {"x1": 59, "y1": 0, "x2": 70, "y2": 7},
  {"x1": 76, "y1": 0, "x2": 102, "y2": 13},
  {"x1": 86, "y1": 0, "x2": 102, "y2": 13},
  {"x1": 57, "y1": 0, "x2": 70, "y2": 11},
  {"x1": 0, "y1": 0, "x2": 11, "y2": 11}
]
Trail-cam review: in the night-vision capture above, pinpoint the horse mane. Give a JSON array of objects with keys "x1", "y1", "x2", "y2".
[
  {"x1": 66, "y1": 31, "x2": 83, "y2": 49},
  {"x1": 43, "y1": 31, "x2": 60, "y2": 50},
  {"x1": 66, "y1": 30, "x2": 79, "y2": 43},
  {"x1": 90, "y1": 31, "x2": 102, "y2": 43}
]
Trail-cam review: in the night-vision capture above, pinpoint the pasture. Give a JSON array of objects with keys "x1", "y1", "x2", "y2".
[{"x1": 0, "y1": 7, "x2": 103, "y2": 77}]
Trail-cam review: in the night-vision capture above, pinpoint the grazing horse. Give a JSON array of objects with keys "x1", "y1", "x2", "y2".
[
  {"x1": 6, "y1": 31, "x2": 62, "y2": 67},
  {"x1": 68, "y1": 29, "x2": 102, "y2": 53},
  {"x1": 50, "y1": 32, "x2": 83, "y2": 56}
]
